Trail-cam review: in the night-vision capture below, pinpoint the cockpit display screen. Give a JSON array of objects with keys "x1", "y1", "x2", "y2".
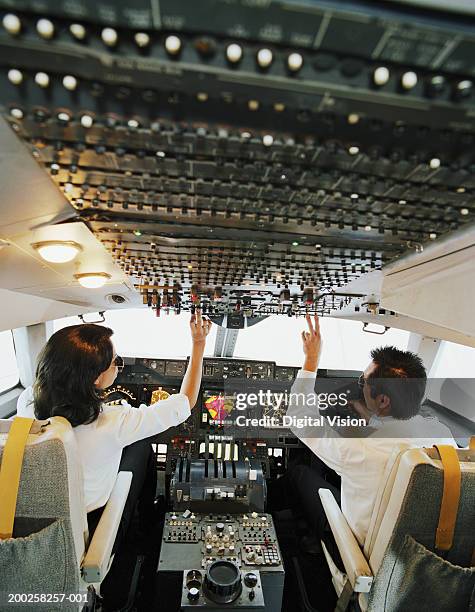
[
  {"x1": 204, "y1": 391, "x2": 234, "y2": 421},
  {"x1": 202, "y1": 390, "x2": 235, "y2": 427}
]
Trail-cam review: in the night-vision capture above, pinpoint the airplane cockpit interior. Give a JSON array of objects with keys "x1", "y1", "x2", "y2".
[{"x1": 0, "y1": 0, "x2": 474, "y2": 610}]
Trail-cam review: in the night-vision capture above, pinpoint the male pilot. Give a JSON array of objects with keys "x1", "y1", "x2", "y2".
[{"x1": 276, "y1": 314, "x2": 455, "y2": 563}]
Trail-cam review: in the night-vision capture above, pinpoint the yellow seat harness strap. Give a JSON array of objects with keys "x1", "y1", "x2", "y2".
[
  {"x1": 471, "y1": 437, "x2": 475, "y2": 566},
  {"x1": 0, "y1": 417, "x2": 35, "y2": 540},
  {"x1": 433, "y1": 444, "x2": 461, "y2": 552}
]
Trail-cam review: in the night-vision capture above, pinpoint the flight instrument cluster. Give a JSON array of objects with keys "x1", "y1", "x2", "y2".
[
  {"x1": 105, "y1": 356, "x2": 292, "y2": 443},
  {"x1": 105, "y1": 356, "x2": 357, "y2": 481}
]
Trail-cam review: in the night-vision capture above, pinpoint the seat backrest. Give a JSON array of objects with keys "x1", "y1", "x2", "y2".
[
  {"x1": 367, "y1": 445, "x2": 475, "y2": 575},
  {"x1": 0, "y1": 417, "x2": 88, "y2": 568},
  {"x1": 363, "y1": 442, "x2": 410, "y2": 558}
]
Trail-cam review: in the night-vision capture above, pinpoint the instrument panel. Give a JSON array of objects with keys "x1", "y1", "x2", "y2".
[{"x1": 107, "y1": 357, "x2": 358, "y2": 477}]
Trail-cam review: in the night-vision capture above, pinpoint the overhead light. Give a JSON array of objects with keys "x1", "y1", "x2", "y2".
[
  {"x1": 348, "y1": 145, "x2": 359, "y2": 155},
  {"x1": 75, "y1": 272, "x2": 111, "y2": 288},
  {"x1": 33, "y1": 240, "x2": 82, "y2": 263},
  {"x1": 429, "y1": 157, "x2": 441, "y2": 169}
]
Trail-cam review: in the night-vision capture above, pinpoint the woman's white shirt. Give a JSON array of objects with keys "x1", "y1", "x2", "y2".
[{"x1": 16, "y1": 386, "x2": 190, "y2": 512}]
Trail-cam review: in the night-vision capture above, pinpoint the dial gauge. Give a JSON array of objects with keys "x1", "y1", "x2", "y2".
[
  {"x1": 103, "y1": 384, "x2": 137, "y2": 404},
  {"x1": 151, "y1": 387, "x2": 171, "y2": 403}
]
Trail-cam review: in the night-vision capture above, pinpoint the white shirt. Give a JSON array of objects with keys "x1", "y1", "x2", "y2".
[
  {"x1": 17, "y1": 386, "x2": 190, "y2": 512},
  {"x1": 288, "y1": 370, "x2": 456, "y2": 545}
]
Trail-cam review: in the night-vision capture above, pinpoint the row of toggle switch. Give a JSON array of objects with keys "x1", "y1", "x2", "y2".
[{"x1": 2, "y1": 13, "x2": 472, "y2": 99}]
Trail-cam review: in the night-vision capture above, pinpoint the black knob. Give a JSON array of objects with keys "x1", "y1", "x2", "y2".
[
  {"x1": 187, "y1": 587, "x2": 200, "y2": 602},
  {"x1": 216, "y1": 522, "x2": 225, "y2": 533},
  {"x1": 203, "y1": 560, "x2": 242, "y2": 604},
  {"x1": 244, "y1": 572, "x2": 258, "y2": 588}
]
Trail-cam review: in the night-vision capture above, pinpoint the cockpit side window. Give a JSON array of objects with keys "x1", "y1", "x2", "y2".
[
  {"x1": 430, "y1": 341, "x2": 475, "y2": 378},
  {"x1": 0, "y1": 330, "x2": 19, "y2": 394}
]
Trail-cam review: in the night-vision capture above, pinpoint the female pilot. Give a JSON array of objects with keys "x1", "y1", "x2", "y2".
[{"x1": 16, "y1": 311, "x2": 212, "y2": 549}]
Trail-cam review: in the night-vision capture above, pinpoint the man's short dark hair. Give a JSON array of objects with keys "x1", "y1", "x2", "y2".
[{"x1": 367, "y1": 346, "x2": 427, "y2": 419}]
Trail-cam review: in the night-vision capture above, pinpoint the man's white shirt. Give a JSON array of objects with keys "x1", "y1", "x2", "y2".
[
  {"x1": 288, "y1": 370, "x2": 456, "y2": 545},
  {"x1": 16, "y1": 386, "x2": 190, "y2": 512}
]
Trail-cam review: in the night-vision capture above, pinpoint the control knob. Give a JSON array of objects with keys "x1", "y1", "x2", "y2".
[
  {"x1": 203, "y1": 560, "x2": 242, "y2": 604},
  {"x1": 244, "y1": 572, "x2": 258, "y2": 588},
  {"x1": 187, "y1": 587, "x2": 200, "y2": 602}
]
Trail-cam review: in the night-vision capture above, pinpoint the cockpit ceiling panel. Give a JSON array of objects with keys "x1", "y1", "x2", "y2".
[{"x1": 0, "y1": 0, "x2": 474, "y2": 317}]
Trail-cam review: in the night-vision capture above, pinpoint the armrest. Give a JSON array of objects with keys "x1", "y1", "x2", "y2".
[
  {"x1": 318, "y1": 488, "x2": 373, "y2": 593},
  {"x1": 81, "y1": 471, "x2": 133, "y2": 583}
]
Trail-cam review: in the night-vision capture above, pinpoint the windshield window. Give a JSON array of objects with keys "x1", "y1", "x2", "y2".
[
  {"x1": 234, "y1": 315, "x2": 410, "y2": 370},
  {"x1": 52, "y1": 309, "x2": 218, "y2": 358}
]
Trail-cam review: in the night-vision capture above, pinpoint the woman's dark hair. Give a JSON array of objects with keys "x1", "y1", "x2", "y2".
[
  {"x1": 33, "y1": 324, "x2": 114, "y2": 427},
  {"x1": 368, "y1": 346, "x2": 427, "y2": 420}
]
